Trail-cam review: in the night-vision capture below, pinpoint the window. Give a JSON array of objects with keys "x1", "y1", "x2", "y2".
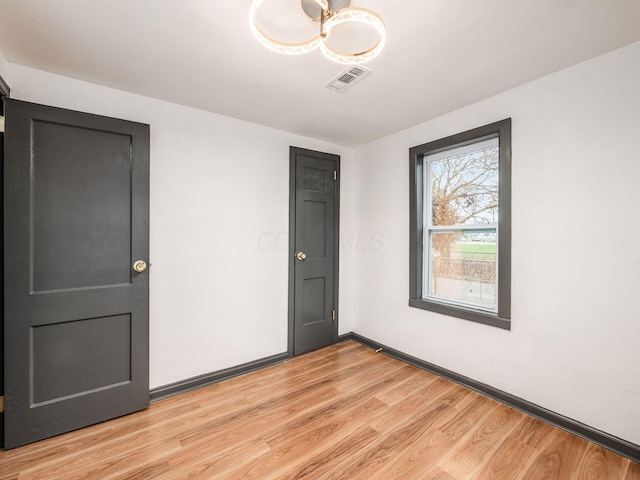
[{"x1": 409, "y1": 119, "x2": 511, "y2": 329}]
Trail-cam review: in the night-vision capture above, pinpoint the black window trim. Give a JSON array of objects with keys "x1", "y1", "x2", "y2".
[{"x1": 409, "y1": 118, "x2": 512, "y2": 330}]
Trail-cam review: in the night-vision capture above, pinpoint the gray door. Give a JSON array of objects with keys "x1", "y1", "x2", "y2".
[
  {"x1": 289, "y1": 147, "x2": 339, "y2": 356},
  {"x1": 3, "y1": 99, "x2": 150, "y2": 448}
]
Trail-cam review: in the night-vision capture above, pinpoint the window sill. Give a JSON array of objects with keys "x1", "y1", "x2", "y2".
[{"x1": 409, "y1": 298, "x2": 511, "y2": 330}]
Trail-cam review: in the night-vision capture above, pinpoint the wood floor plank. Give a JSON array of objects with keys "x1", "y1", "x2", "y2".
[
  {"x1": 0, "y1": 341, "x2": 636, "y2": 480},
  {"x1": 328, "y1": 354, "x2": 406, "y2": 393},
  {"x1": 519, "y1": 429, "x2": 589, "y2": 480},
  {"x1": 571, "y1": 442, "x2": 630, "y2": 480},
  {"x1": 167, "y1": 351, "x2": 408, "y2": 475},
  {"x1": 18, "y1": 438, "x2": 182, "y2": 480},
  {"x1": 372, "y1": 368, "x2": 439, "y2": 406},
  {"x1": 513, "y1": 415, "x2": 559, "y2": 449},
  {"x1": 367, "y1": 407, "x2": 463, "y2": 479},
  {"x1": 364, "y1": 378, "x2": 480, "y2": 479},
  {"x1": 219, "y1": 399, "x2": 386, "y2": 479},
  {"x1": 112, "y1": 461, "x2": 172, "y2": 480},
  {"x1": 436, "y1": 403, "x2": 523, "y2": 479},
  {"x1": 436, "y1": 391, "x2": 499, "y2": 441},
  {"x1": 474, "y1": 417, "x2": 538, "y2": 480},
  {"x1": 420, "y1": 466, "x2": 460, "y2": 480},
  {"x1": 626, "y1": 460, "x2": 640, "y2": 480},
  {"x1": 1, "y1": 399, "x2": 201, "y2": 479},
  {"x1": 317, "y1": 401, "x2": 455, "y2": 479},
  {"x1": 273, "y1": 425, "x2": 381, "y2": 480},
  {"x1": 175, "y1": 382, "x2": 340, "y2": 451},
  {"x1": 264, "y1": 381, "x2": 391, "y2": 447},
  {"x1": 161, "y1": 437, "x2": 272, "y2": 480}
]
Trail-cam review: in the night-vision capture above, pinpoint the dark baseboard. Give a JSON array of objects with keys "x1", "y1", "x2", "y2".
[
  {"x1": 149, "y1": 352, "x2": 289, "y2": 402},
  {"x1": 338, "y1": 332, "x2": 640, "y2": 464}
]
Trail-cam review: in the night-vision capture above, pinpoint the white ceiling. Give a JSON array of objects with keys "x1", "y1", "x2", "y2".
[{"x1": 1, "y1": 0, "x2": 639, "y2": 147}]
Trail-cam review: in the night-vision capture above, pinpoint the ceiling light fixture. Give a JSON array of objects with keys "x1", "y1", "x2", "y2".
[{"x1": 249, "y1": 0, "x2": 386, "y2": 64}]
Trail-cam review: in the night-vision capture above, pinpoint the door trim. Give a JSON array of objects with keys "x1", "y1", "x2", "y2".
[
  {"x1": 0, "y1": 73, "x2": 9, "y2": 98},
  {"x1": 0, "y1": 72, "x2": 8, "y2": 448},
  {"x1": 287, "y1": 146, "x2": 340, "y2": 358}
]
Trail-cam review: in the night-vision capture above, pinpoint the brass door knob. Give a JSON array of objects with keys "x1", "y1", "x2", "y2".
[
  {"x1": 296, "y1": 251, "x2": 307, "y2": 261},
  {"x1": 133, "y1": 260, "x2": 147, "y2": 273}
]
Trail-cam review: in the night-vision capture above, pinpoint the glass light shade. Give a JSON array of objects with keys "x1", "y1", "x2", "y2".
[
  {"x1": 320, "y1": 8, "x2": 386, "y2": 64},
  {"x1": 249, "y1": 0, "x2": 321, "y2": 55}
]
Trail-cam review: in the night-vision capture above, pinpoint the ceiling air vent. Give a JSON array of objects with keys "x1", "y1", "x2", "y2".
[{"x1": 325, "y1": 65, "x2": 372, "y2": 92}]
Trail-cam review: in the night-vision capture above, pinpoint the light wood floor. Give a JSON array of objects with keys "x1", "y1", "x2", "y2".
[{"x1": 1, "y1": 341, "x2": 638, "y2": 479}]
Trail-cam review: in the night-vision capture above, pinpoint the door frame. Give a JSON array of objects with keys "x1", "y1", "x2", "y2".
[
  {"x1": 0, "y1": 73, "x2": 10, "y2": 448},
  {"x1": 0, "y1": 73, "x2": 9, "y2": 99},
  {"x1": 287, "y1": 146, "x2": 340, "y2": 358}
]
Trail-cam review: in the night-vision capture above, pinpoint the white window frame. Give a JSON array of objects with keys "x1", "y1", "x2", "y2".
[{"x1": 422, "y1": 136, "x2": 499, "y2": 313}]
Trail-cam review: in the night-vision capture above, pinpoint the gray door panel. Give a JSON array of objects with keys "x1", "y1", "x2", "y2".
[{"x1": 3, "y1": 99, "x2": 150, "y2": 448}]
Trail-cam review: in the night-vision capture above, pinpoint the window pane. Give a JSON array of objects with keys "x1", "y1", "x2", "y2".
[
  {"x1": 427, "y1": 231, "x2": 497, "y2": 311},
  {"x1": 428, "y1": 139, "x2": 499, "y2": 226}
]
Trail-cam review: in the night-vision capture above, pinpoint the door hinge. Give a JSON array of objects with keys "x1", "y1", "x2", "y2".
[
  {"x1": 0, "y1": 395, "x2": 4, "y2": 413},
  {"x1": 332, "y1": 309, "x2": 336, "y2": 321},
  {"x1": 0, "y1": 115, "x2": 5, "y2": 133},
  {"x1": 333, "y1": 170, "x2": 337, "y2": 181}
]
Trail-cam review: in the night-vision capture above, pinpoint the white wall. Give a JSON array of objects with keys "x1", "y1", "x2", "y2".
[
  {"x1": 4, "y1": 64, "x2": 356, "y2": 389},
  {"x1": 352, "y1": 41, "x2": 640, "y2": 445}
]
